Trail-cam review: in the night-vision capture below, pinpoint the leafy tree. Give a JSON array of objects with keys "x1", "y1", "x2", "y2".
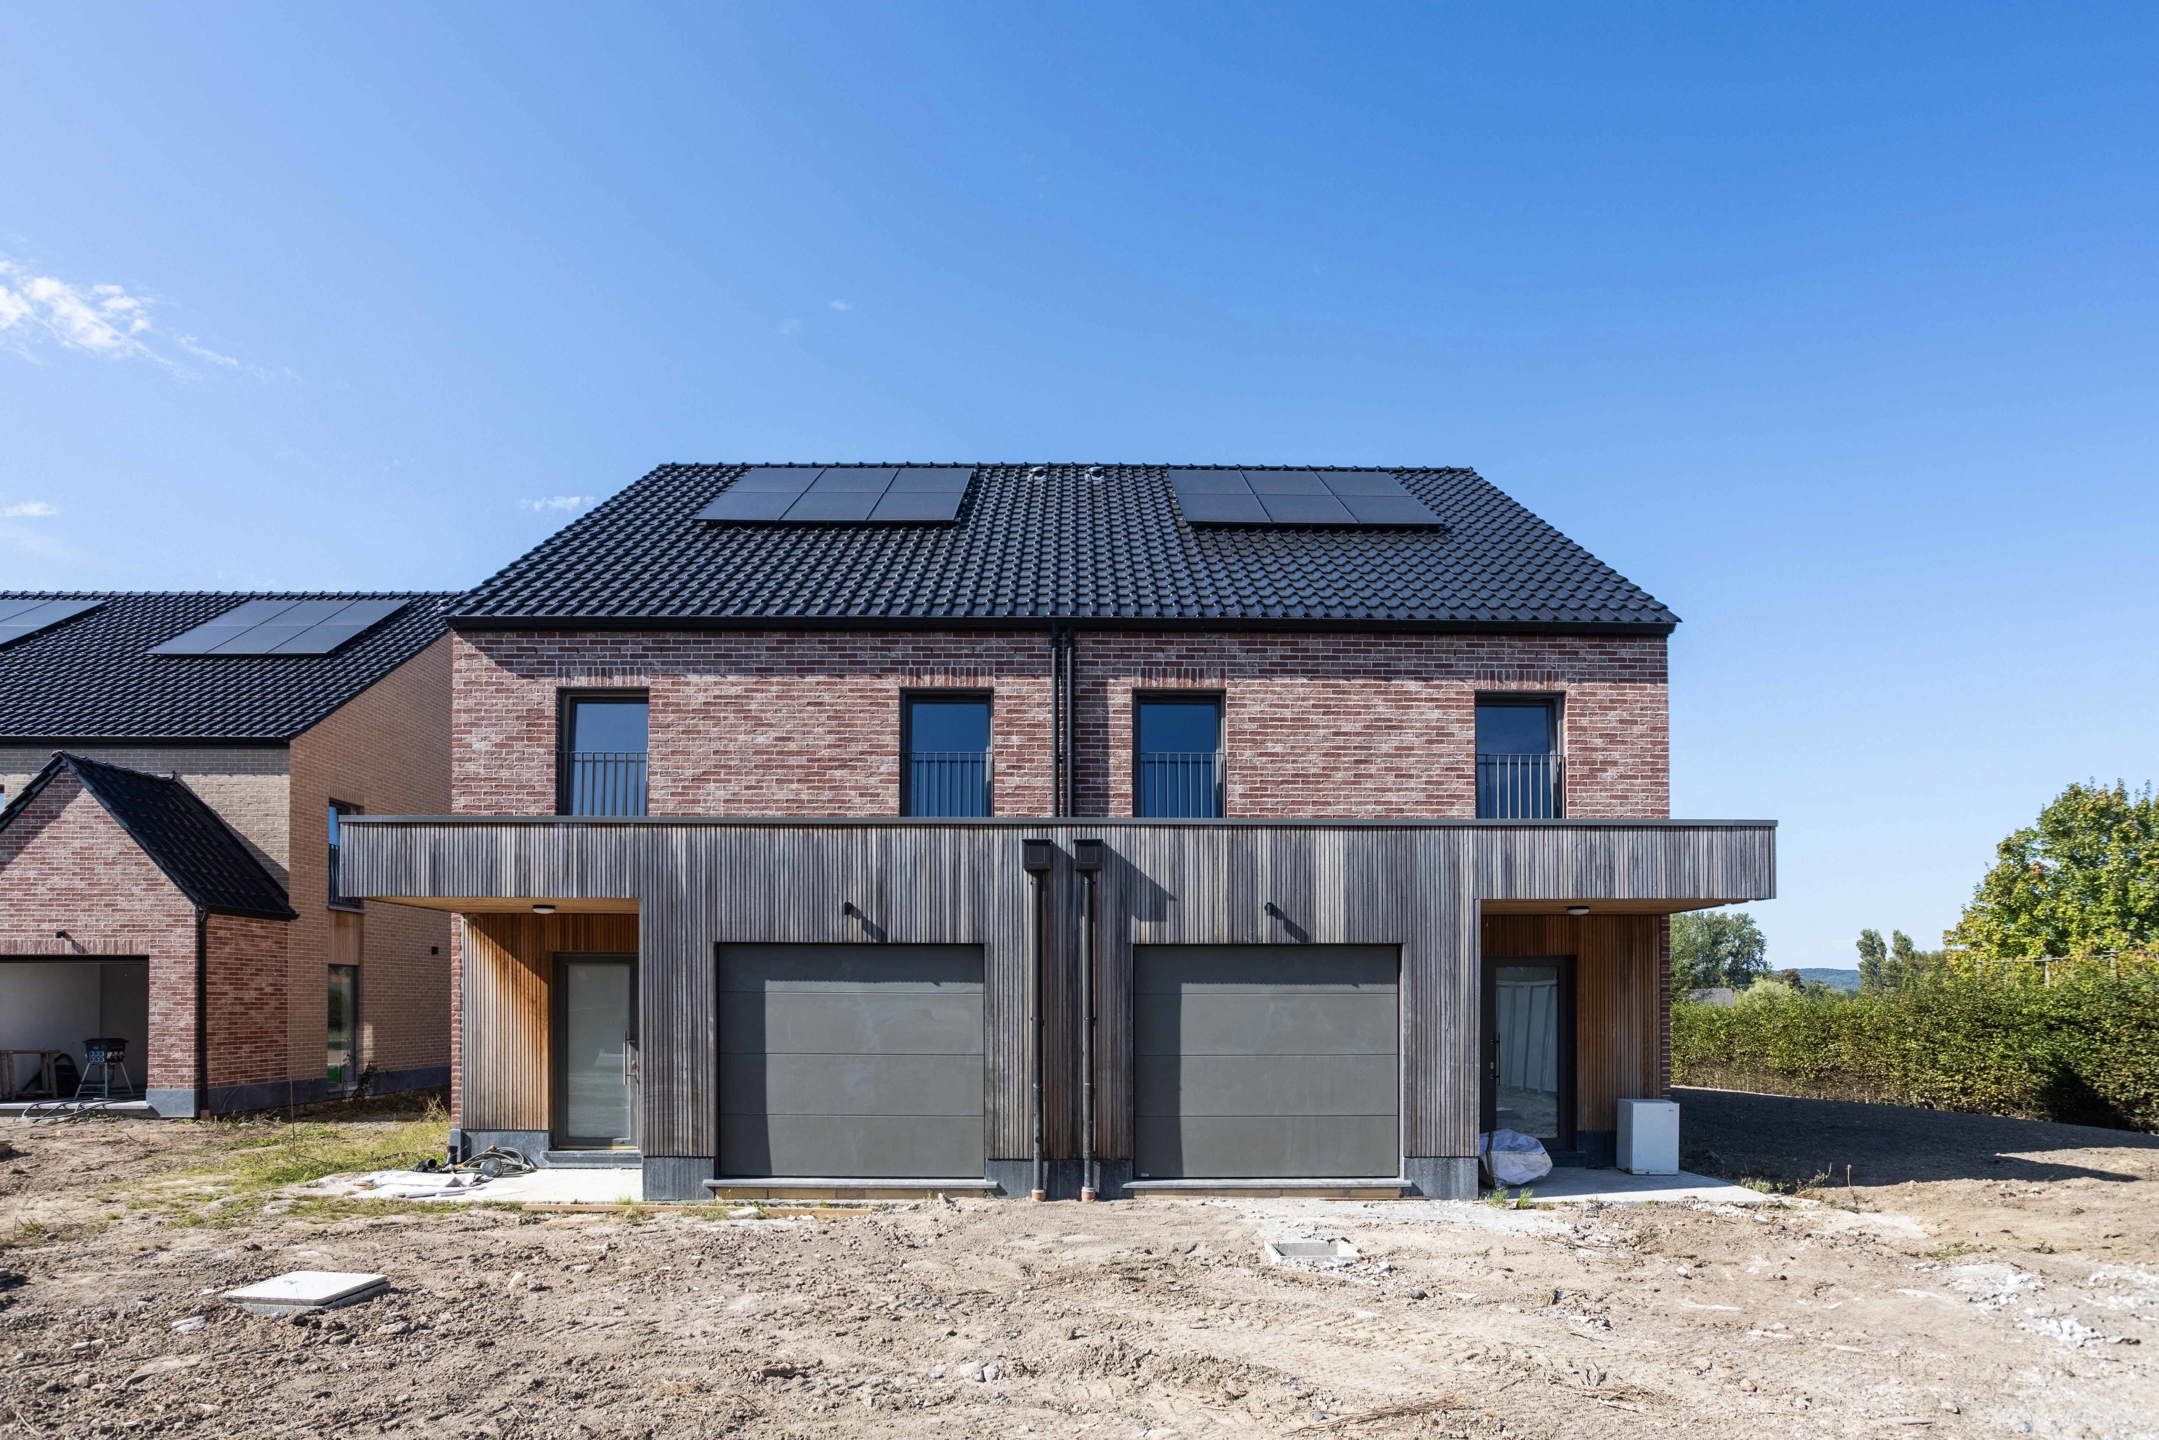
[
  {"x1": 1950, "y1": 782, "x2": 2159, "y2": 959},
  {"x1": 1856, "y1": 928, "x2": 1888, "y2": 990},
  {"x1": 1671, "y1": 910, "x2": 1769, "y2": 991}
]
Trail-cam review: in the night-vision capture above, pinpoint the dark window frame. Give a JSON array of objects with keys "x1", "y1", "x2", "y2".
[
  {"x1": 556, "y1": 689, "x2": 651, "y2": 817},
  {"x1": 1473, "y1": 692, "x2": 1565, "y2": 820},
  {"x1": 899, "y1": 689, "x2": 995, "y2": 817},
  {"x1": 327, "y1": 799, "x2": 363, "y2": 911},
  {"x1": 1131, "y1": 691, "x2": 1226, "y2": 819}
]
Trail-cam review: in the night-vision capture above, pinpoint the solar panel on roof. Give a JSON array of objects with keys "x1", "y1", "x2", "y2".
[
  {"x1": 1167, "y1": 469, "x2": 1441, "y2": 528},
  {"x1": 0, "y1": 598, "x2": 102, "y2": 648},
  {"x1": 694, "y1": 465, "x2": 971, "y2": 525},
  {"x1": 152, "y1": 597, "x2": 410, "y2": 656}
]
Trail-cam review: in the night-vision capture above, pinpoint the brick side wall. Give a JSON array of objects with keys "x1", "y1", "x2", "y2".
[
  {"x1": 451, "y1": 629, "x2": 1667, "y2": 819},
  {"x1": 289, "y1": 637, "x2": 454, "y2": 1085},
  {"x1": 0, "y1": 774, "x2": 201, "y2": 1094},
  {"x1": 0, "y1": 745, "x2": 290, "y2": 880},
  {"x1": 203, "y1": 914, "x2": 289, "y2": 1090}
]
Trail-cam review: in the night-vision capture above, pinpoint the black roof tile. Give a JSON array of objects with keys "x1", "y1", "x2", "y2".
[
  {"x1": 452, "y1": 465, "x2": 1677, "y2": 632},
  {"x1": 0, "y1": 591, "x2": 451, "y2": 743},
  {"x1": 0, "y1": 752, "x2": 293, "y2": 919}
]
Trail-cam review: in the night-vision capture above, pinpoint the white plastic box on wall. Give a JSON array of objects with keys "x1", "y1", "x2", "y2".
[{"x1": 1617, "y1": 1099, "x2": 1680, "y2": 1175}]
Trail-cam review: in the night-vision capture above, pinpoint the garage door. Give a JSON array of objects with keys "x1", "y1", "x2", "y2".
[
  {"x1": 718, "y1": 944, "x2": 984, "y2": 1178},
  {"x1": 1134, "y1": 945, "x2": 1398, "y2": 1179}
]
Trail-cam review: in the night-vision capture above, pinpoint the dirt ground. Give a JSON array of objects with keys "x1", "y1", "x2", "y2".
[{"x1": 3, "y1": 1092, "x2": 2156, "y2": 1439}]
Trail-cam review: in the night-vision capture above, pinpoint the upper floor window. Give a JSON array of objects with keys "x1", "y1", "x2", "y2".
[
  {"x1": 560, "y1": 693, "x2": 649, "y2": 816},
  {"x1": 327, "y1": 800, "x2": 361, "y2": 909},
  {"x1": 901, "y1": 694, "x2": 992, "y2": 817},
  {"x1": 1134, "y1": 696, "x2": 1223, "y2": 818},
  {"x1": 1475, "y1": 697, "x2": 1562, "y2": 819}
]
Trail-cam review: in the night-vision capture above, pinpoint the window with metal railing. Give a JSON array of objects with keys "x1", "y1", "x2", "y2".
[
  {"x1": 1134, "y1": 696, "x2": 1224, "y2": 818},
  {"x1": 560, "y1": 694, "x2": 649, "y2": 816},
  {"x1": 1475, "y1": 697, "x2": 1562, "y2": 819},
  {"x1": 902, "y1": 695, "x2": 992, "y2": 816}
]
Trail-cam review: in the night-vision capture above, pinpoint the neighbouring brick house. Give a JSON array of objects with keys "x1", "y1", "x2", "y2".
[
  {"x1": 0, "y1": 593, "x2": 454, "y2": 1114},
  {"x1": 341, "y1": 465, "x2": 1773, "y2": 1200}
]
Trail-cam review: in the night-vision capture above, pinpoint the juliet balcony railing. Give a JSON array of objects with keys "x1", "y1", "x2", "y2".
[
  {"x1": 563, "y1": 750, "x2": 649, "y2": 817},
  {"x1": 1476, "y1": 752, "x2": 1563, "y2": 820},
  {"x1": 902, "y1": 750, "x2": 993, "y2": 817},
  {"x1": 1136, "y1": 751, "x2": 1225, "y2": 819}
]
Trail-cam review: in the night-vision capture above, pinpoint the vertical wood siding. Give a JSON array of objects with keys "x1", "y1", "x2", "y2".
[
  {"x1": 1481, "y1": 912, "x2": 1666, "y2": 1135},
  {"x1": 346, "y1": 820, "x2": 1771, "y2": 1163},
  {"x1": 459, "y1": 911, "x2": 637, "y2": 1133}
]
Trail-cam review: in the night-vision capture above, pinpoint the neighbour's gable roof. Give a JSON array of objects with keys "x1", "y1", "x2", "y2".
[
  {"x1": 0, "y1": 752, "x2": 294, "y2": 919},
  {"x1": 0, "y1": 591, "x2": 451, "y2": 743},
  {"x1": 452, "y1": 464, "x2": 1678, "y2": 632}
]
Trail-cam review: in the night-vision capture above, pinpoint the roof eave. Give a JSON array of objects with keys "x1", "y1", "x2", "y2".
[{"x1": 446, "y1": 612, "x2": 1680, "y2": 637}]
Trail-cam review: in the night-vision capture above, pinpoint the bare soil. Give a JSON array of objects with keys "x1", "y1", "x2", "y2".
[{"x1": 3, "y1": 1092, "x2": 2156, "y2": 1439}]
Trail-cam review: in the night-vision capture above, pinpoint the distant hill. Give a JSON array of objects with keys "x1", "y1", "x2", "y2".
[{"x1": 1790, "y1": 967, "x2": 1862, "y2": 992}]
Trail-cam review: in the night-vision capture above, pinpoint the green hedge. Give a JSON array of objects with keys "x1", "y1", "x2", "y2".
[{"x1": 1671, "y1": 959, "x2": 2159, "y2": 1131}]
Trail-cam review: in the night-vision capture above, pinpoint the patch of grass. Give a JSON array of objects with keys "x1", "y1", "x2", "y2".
[
  {"x1": 0, "y1": 1216, "x2": 108, "y2": 1252},
  {"x1": 135, "y1": 1096, "x2": 448, "y2": 1225}
]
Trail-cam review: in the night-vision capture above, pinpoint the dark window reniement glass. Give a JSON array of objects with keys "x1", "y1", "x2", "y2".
[
  {"x1": 1475, "y1": 698, "x2": 1561, "y2": 819},
  {"x1": 902, "y1": 696, "x2": 992, "y2": 816},
  {"x1": 562, "y1": 696, "x2": 649, "y2": 816},
  {"x1": 1135, "y1": 697, "x2": 1223, "y2": 818}
]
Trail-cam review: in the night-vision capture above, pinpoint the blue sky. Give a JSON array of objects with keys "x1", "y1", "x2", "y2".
[{"x1": 3, "y1": 4, "x2": 2153, "y2": 966}]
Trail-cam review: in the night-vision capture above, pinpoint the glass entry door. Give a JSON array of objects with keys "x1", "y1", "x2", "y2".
[
  {"x1": 553, "y1": 954, "x2": 638, "y2": 1149},
  {"x1": 1480, "y1": 958, "x2": 1574, "y2": 1147},
  {"x1": 326, "y1": 965, "x2": 359, "y2": 1098}
]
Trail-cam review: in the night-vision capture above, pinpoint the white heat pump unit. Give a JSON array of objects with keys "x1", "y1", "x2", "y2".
[{"x1": 1617, "y1": 1099, "x2": 1680, "y2": 1175}]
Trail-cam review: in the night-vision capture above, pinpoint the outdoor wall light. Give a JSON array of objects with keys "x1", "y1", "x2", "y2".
[
  {"x1": 531, "y1": 903, "x2": 557, "y2": 915},
  {"x1": 1566, "y1": 905, "x2": 1591, "y2": 917}
]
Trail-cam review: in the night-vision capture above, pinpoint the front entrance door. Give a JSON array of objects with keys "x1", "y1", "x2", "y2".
[
  {"x1": 1480, "y1": 957, "x2": 1575, "y2": 1149},
  {"x1": 553, "y1": 954, "x2": 638, "y2": 1149}
]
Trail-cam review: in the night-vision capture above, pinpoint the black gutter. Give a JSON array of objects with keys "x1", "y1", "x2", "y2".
[
  {"x1": 1074, "y1": 838, "x2": 1104, "y2": 1201},
  {"x1": 445, "y1": 614, "x2": 1679, "y2": 638},
  {"x1": 0, "y1": 736, "x2": 298, "y2": 749},
  {"x1": 1020, "y1": 839, "x2": 1056, "y2": 1201}
]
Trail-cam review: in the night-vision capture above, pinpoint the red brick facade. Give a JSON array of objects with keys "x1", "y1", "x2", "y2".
[
  {"x1": 0, "y1": 774, "x2": 206, "y2": 1100},
  {"x1": 204, "y1": 914, "x2": 290, "y2": 1090},
  {"x1": 452, "y1": 628, "x2": 1668, "y2": 818}
]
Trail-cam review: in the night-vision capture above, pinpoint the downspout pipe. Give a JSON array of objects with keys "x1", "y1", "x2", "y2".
[
  {"x1": 1073, "y1": 838, "x2": 1104, "y2": 1201},
  {"x1": 193, "y1": 907, "x2": 210, "y2": 1119},
  {"x1": 1021, "y1": 839, "x2": 1057, "y2": 1201}
]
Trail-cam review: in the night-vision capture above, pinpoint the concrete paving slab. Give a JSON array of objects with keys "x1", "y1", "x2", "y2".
[
  {"x1": 1521, "y1": 1167, "x2": 1774, "y2": 1204},
  {"x1": 321, "y1": 1167, "x2": 644, "y2": 1205},
  {"x1": 223, "y1": 1270, "x2": 387, "y2": 1316}
]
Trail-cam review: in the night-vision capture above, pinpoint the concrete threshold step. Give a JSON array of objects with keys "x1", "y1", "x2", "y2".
[{"x1": 542, "y1": 1150, "x2": 642, "y2": 1169}]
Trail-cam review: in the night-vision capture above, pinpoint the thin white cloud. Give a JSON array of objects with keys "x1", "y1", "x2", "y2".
[
  {"x1": 778, "y1": 317, "x2": 803, "y2": 335},
  {"x1": 827, "y1": 299, "x2": 852, "y2": 311},
  {"x1": 1, "y1": 499, "x2": 58, "y2": 518},
  {"x1": 519, "y1": 495, "x2": 596, "y2": 513},
  {"x1": 0, "y1": 252, "x2": 249, "y2": 377}
]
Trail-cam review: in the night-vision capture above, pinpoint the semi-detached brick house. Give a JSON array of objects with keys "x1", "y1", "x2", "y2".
[
  {"x1": 0, "y1": 593, "x2": 454, "y2": 1114},
  {"x1": 340, "y1": 464, "x2": 1775, "y2": 1201}
]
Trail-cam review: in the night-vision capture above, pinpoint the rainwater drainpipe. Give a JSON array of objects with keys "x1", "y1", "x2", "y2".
[
  {"x1": 1021, "y1": 839, "x2": 1057, "y2": 1201},
  {"x1": 192, "y1": 907, "x2": 210, "y2": 1119},
  {"x1": 1074, "y1": 838, "x2": 1104, "y2": 1201}
]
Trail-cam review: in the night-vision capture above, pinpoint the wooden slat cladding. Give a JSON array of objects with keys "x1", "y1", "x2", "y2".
[
  {"x1": 1482, "y1": 913, "x2": 1665, "y2": 1135},
  {"x1": 346, "y1": 819, "x2": 1772, "y2": 1163},
  {"x1": 459, "y1": 911, "x2": 637, "y2": 1133}
]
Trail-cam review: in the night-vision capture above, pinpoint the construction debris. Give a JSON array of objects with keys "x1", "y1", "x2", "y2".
[{"x1": 222, "y1": 1271, "x2": 388, "y2": 1317}]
